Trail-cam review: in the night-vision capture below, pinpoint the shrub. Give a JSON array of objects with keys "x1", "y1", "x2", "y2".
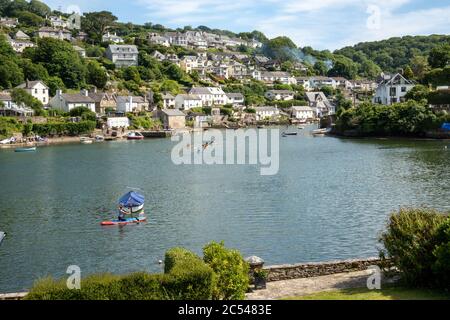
[
  {"x1": 203, "y1": 241, "x2": 249, "y2": 300},
  {"x1": 164, "y1": 247, "x2": 215, "y2": 300},
  {"x1": 432, "y1": 218, "x2": 450, "y2": 287},
  {"x1": 26, "y1": 247, "x2": 214, "y2": 300},
  {"x1": 379, "y1": 208, "x2": 446, "y2": 286}
]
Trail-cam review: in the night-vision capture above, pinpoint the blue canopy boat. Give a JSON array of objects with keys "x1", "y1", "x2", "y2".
[
  {"x1": 118, "y1": 191, "x2": 145, "y2": 214},
  {"x1": 101, "y1": 191, "x2": 146, "y2": 226}
]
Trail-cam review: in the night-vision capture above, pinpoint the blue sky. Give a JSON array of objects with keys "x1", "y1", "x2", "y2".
[{"x1": 44, "y1": 0, "x2": 450, "y2": 50}]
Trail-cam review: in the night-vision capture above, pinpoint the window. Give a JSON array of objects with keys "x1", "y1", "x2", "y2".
[
  {"x1": 389, "y1": 87, "x2": 397, "y2": 96},
  {"x1": 35, "y1": 89, "x2": 38, "y2": 94},
  {"x1": 401, "y1": 87, "x2": 407, "y2": 92}
]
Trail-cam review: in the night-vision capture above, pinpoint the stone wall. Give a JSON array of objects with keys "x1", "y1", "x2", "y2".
[{"x1": 264, "y1": 257, "x2": 388, "y2": 282}]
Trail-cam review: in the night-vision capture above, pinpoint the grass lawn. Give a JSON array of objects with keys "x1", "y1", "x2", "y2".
[{"x1": 284, "y1": 286, "x2": 450, "y2": 300}]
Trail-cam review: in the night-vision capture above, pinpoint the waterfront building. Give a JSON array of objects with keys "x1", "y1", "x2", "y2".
[
  {"x1": 15, "y1": 80, "x2": 49, "y2": 105},
  {"x1": 373, "y1": 73, "x2": 415, "y2": 105},
  {"x1": 106, "y1": 117, "x2": 130, "y2": 129},
  {"x1": 291, "y1": 106, "x2": 315, "y2": 121},
  {"x1": 160, "y1": 109, "x2": 186, "y2": 129},
  {"x1": 161, "y1": 92, "x2": 176, "y2": 109},
  {"x1": 305, "y1": 92, "x2": 335, "y2": 117},
  {"x1": 255, "y1": 106, "x2": 280, "y2": 121},
  {"x1": 226, "y1": 93, "x2": 245, "y2": 106},
  {"x1": 0, "y1": 92, "x2": 34, "y2": 117},
  {"x1": 188, "y1": 87, "x2": 227, "y2": 107},
  {"x1": 102, "y1": 32, "x2": 124, "y2": 44},
  {"x1": 116, "y1": 96, "x2": 148, "y2": 113},
  {"x1": 49, "y1": 90, "x2": 96, "y2": 113},
  {"x1": 174, "y1": 94, "x2": 203, "y2": 110}
]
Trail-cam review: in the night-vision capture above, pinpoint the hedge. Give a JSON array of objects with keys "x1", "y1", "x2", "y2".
[
  {"x1": 26, "y1": 248, "x2": 214, "y2": 300},
  {"x1": 32, "y1": 121, "x2": 96, "y2": 136}
]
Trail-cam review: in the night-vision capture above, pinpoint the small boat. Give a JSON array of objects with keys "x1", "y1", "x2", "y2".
[
  {"x1": 95, "y1": 135, "x2": 105, "y2": 142},
  {"x1": 80, "y1": 137, "x2": 93, "y2": 144},
  {"x1": 282, "y1": 132, "x2": 298, "y2": 136},
  {"x1": 101, "y1": 191, "x2": 146, "y2": 226},
  {"x1": 298, "y1": 126, "x2": 305, "y2": 129},
  {"x1": 101, "y1": 215, "x2": 147, "y2": 226},
  {"x1": 15, "y1": 147, "x2": 36, "y2": 152},
  {"x1": 0, "y1": 231, "x2": 5, "y2": 244},
  {"x1": 127, "y1": 132, "x2": 144, "y2": 140},
  {"x1": 312, "y1": 128, "x2": 328, "y2": 136}
]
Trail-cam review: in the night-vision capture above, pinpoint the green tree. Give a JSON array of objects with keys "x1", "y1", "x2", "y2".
[
  {"x1": 19, "y1": 59, "x2": 49, "y2": 81},
  {"x1": 45, "y1": 76, "x2": 65, "y2": 97},
  {"x1": 0, "y1": 59, "x2": 24, "y2": 89},
  {"x1": 328, "y1": 55, "x2": 358, "y2": 79},
  {"x1": 82, "y1": 11, "x2": 118, "y2": 43},
  {"x1": 31, "y1": 38, "x2": 87, "y2": 88},
  {"x1": 403, "y1": 65, "x2": 414, "y2": 79},
  {"x1": 410, "y1": 55, "x2": 430, "y2": 79},
  {"x1": 86, "y1": 60, "x2": 108, "y2": 89},
  {"x1": 313, "y1": 61, "x2": 327, "y2": 76},
  {"x1": 428, "y1": 44, "x2": 450, "y2": 69},
  {"x1": 11, "y1": 88, "x2": 43, "y2": 112},
  {"x1": 16, "y1": 10, "x2": 44, "y2": 26},
  {"x1": 28, "y1": 0, "x2": 51, "y2": 17},
  {"x1": 404, "y1": 85, "x2": 430, "y2": 102}
]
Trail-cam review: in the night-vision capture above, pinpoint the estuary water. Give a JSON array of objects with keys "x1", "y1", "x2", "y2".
[{"x1": 0, "y1": 126, "x2": 449, "y2": 292}]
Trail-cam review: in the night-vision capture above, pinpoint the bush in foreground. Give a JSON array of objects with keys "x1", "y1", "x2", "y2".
[
  {"x1": 26, "y1": 248, "x2": 214, "y2": 300},
  {"x1": 379, "y1": 207, "x2": 448, "y2": 287},
  {"x1": 203, "y1": 241, "x2": 249, "y2": 300}
]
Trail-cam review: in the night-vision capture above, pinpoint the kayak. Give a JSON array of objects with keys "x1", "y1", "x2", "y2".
[
  {"x1": 101, "y1": 216, "x2": 147, "y2": 226},
  {"x1": 15, "y1": 147, "x2": 36, "y2": 152}
]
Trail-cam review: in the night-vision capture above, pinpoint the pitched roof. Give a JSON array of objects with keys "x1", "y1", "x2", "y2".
[
  {"x1": 162, "y1": 109, "x2": 185, "y2": 116},
  {"x1": 61, "y1": 93, "x2": 94, "y2": 103},
  {"x1": 15, "y1": 30, "x2": 29, "y2": 39},
  {"x1": 176, "y1": 94, "x2": 201, "y2": 100},
  {"x1": 226, "y1": 93, "x2": 244, "y2": 99},
  {"x1": 305, "y1": 92, "x2": 328, "y2": 103},
  {"x1": 291, "y1": 106, "x2": 314, "y2": 111},
  {"x1": 161, "y1": 92, "x2": 175, "y2": 99},
  {"x1": 16, "y1": 80, "x2": 48, "y2": 90},
  {"x1": 0, "y1": 92, "x2": 12, "y2": 101},
  {"x1": 108, "y1": 45, "x2": 138, "y2": 53}
]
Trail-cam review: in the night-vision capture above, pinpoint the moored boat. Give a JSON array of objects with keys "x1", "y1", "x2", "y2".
[
  {"x1": 80, "y1": 137, "x2": 93, "y2": 144},
  {"x1": 127, "y1": 132, "x2": 144, "y2": 140},
  {"x1": 312, "y1": 128, "x2": 328, "y2": 136},
  {"x1": 15, "y1": 146, "x2": 36, "y2": 152}
]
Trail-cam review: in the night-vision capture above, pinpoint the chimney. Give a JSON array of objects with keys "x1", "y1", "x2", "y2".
[{"x1": 82, "y1": 89, "x2": 89, "y2": 96}]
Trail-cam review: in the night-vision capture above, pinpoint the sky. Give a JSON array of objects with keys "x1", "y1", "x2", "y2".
[{"x1": 43, "y1": 0, "x2": 450, "y2": 50}]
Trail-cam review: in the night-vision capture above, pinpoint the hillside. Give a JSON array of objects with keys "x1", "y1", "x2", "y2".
[{"x1": 334, "y1": 35, "x2": 450, "y2": 73}]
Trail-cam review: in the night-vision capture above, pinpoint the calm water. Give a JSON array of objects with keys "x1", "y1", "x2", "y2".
[{"x1": 0, "y1": 127, "x2": 449, "y2": 292}]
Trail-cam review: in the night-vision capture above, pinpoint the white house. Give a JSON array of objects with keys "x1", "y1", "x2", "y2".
[
  {"x1": 0, "y1": 91, "x2": 34, "y2": 116},
  {"x1": 48, "y1": 15, "x2": 67, "y2": 28},
  {"x1": 7, "y1": 31, "x2": 36, "y2": 53},
  {"x1": 255, "y1": 106, "x2": 280, "y2": 121},
  {"x1": 309, "y1": 76, "x2": 337, "y2": 89},
  {"x1": 116, "y1": 96, "x2": 148, "y2": 113},
  {"x1": 49, "y1": 90, "x2": 95, "y2": 113},
  {"x1": 105, "y1": 45, "x2": 139, "y2": 68},
  {"x1": 296, "y1": 77, "x2": 311, "y2": 91},
  {"x1": 291, "y1": 106, "x2": 315, "y2": 121},
  {"x1": 102, "y1": 32, "x2": 124, "y2": 44},
  {"x1": 147, "y1": 33, "x2": 170, "y2": 47},
  {"x1": 305, "y1": 92, "x2": 335, "y2": 117},
  {"x1": 174, "y1": 94, "x2": 203, "y2": 110},
  {"x1": 161, "y1": 92, "x2": 175, "y2": 109},
  {"x1": 373, "y1": 73, "x2": 415, "y2": 105},
  {"x1": 189, "y1": 87, "x2": 227, "y2": 106},
  {"x1": 36, "y1": 27, "x2": 72, "y2": 41},
  {"x1": 260, "y1": 71, "x2": 297, "y2": 85},
  {"x1": 226, "y1": 93, "x2": 245, "y2": 106},
  {"x1": 16, "y1": 80, "x2": 49, "y2": 105},
  {"x1": 106, "y1": 117, "x2": 130, "y2": 129},
  {"x1": 265, "y1": 90, "x2": 295, "y2": 101},
  {"x1": 331, "y1": 77, "x2": 352, "y2": 90}
]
